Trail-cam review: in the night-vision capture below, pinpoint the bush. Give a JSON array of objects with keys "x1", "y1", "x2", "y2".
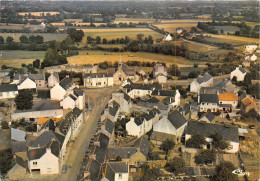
[
  {"x1": 0, "y1": 148, "x2": 13, "y2": 174},
  {"x1": 168, "y1": 157, "x2": 185, "y2": 174},
  {"x1": 186, "y1": 134, "x2": 207, "y2": 149},
  {"x1": 195, "y1": 150, "x2": 216, "y2": 165},
  {"x1": 215, "y1": 161, "x2": 238, "y2": 181},
  {"x1": 1, "y1": 121, "x2": 9, "y2": 129}
]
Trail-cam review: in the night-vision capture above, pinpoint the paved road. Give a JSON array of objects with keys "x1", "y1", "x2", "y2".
[{"x1": 57, "y1": 87, "x2": 118, "y2": 181}]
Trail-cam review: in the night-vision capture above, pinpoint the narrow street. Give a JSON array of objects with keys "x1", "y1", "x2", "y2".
[{"x1": 57, "y1": 87, "x2": 119, "y2": 181}]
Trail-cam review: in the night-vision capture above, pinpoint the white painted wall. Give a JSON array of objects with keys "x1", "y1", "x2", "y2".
[
  {"x1": 84, "y1": 77, "x2": 113, "y2": 87},
  {"x1": 48, "y1": 74, "x2": 59, "y2": 87},
  {"x1": 128, "y1": 89, "x2": 152, "y2": 99},
  {"x1": 231, "y1": 67, "x2": 246, "y2": 81},
  {"x1": 219, "y1": 100, "x2": 238, "y2": 108},
  {"x1": 11, "y1": 109, "x2": 63, "y2": 120},
  {"x1": 0, "y1": 91, "x2": 18, "y2": 99},
  {"x1": 60, "y1": 96, "x2": 76, "y2": 109},
  {"x1": 17, "y1": 78, "x2": 37, "y2": 90},
  {"x1": 50, "y1": 84, "x2": 66, "y2": 101}
]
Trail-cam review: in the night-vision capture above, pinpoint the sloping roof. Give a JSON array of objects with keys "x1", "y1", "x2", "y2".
[
  {"x1": 123, "y1": 83, "x2": 161, "y2": 91},
  {"x1": 93, "y1": 133, "x2": 109, "y2": 164},
  {"x1": 69, "y1": 94, "x2": 77, "y2": 101},
  {"x1": 239, "y1": 67, "x2": 246, "y2": 74},
  {"x1": 168, "y1": 110, "x2": 187, "y2": 129},
  {"x1": 197, "y1": 73, "x2": 212, "y2": 84},
  {"x1": 151, "y1": 90, "x2": 176, "y2": 97},
  {"x1": 133, "y1": 136, "x2": 150, "y2": 156},
  {"x1": 186, "y1": 121, "x2": 239, "y2": 142},
  {"x1": 199, "y1": 112, "x2": 215, "y2": 122},
  {"x1": 163, "y1": 97, "x2": 175, "y2": 105},
  {"x1": 73, "y1": 87, "x2": 84, "y2": 96},
  {"x1": 11, "y1": 141, "x2": 27, "y2": 153},
  {"x1": 14, "y1": 74, "x2": 45, "y2": 81},
  {"x1": 219, "y1": 93, "x2": 238, "y2": 101},
  {"x1": 107, "y1": 147, "x2": 136, "y2": 159},
  {"x1": 16, "y1": 155, "x2": 27, "y2": 168},
  {"x1": 59, "y1": 77, "x2": 74, "y2": 90},
  {"x1": 27, "y1": 147, "x2": 46, "y2": 160},
  {"x1": 109, "y1": 101, "x2": 120, "y2": 116},
  {"x1": 89, "y1": 159, "x2": 101, "y2": 181},
  {"x1": 11, "y1": 128, "x2": 26, "y2": 141},
  {"x1": 0, "y1": 84, "x2": 18, "y2": 92},
  {"x1": 30, "y1": 131, "x2": 64, "y2": 148},
  {"x1": 242, "y1": 97, "x2": 255, "y2": 107},
  {"x1": 200, "y1": 94, "x2": 218, "y2": 103},
  {"x1": 103, "y1": 119, "x2": 115, "y2": 135},
  {"x1": 37, "y1": 117, "x2": 62, "y2": 125},
  {"x1": 104, "y1": 162, "x2": 128, "y2": 180},
  {"x1": 134, "y1": 116, "x2": 145, "y2": 126},
  {"x1": 200, "y1": 87, "x2": 223, "y2": 94},
  {"x1": 147, "y1": 97, "x2": 159, "y2": 103}
]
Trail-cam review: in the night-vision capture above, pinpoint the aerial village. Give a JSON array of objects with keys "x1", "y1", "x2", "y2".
[{"x1": 0, "y1": 43, "x2": 259, "y2": 181}]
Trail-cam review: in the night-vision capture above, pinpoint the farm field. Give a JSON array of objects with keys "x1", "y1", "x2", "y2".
[
  {"x1": 0, "y1": 23, "x2": 24, "y2": 30},
  {"x1": 0, "y1": 50, "x2": 45, "y2": 67},
  {"x1": 97, "y1": 44, "x2": 125, "y2": 49},
  {"x1": 182, "y1": 40, "x2": 219, "y2": 53},
  {"x1": 17, "y1": 11, "x2": 60, "y2": 16},
  {"x1": 159, "y1": 19, "x2": 211, "y2": 23},
  {"x1": 154, "y1": 23, "x2": 197, "y2": 33},
  {"x1": 213, "y1": 26, "x2": 240, "y2": 33},
  {"x1": 67, "y1": 50, "x2": 193, "y2": 66},
  {"x1": 0, "y1": 33, "x2": 67, "y2": 42},
  {"x1": 204, "y1": 34, "x2": 259, "y2": 46},
  {"x1": 114, "y1": 18, "x2": 156, "y2": 24}
]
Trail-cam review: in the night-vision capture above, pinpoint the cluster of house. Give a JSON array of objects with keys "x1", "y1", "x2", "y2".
[
  {"x1": 80, "y1": 66, "x2": 258, "y2": 180},
  {"x1": 243, "y1": 44, "x2": 259, "y2": 67},
  {"x1": 4, "y1": 76, "x2": 86, "y2": 179}
]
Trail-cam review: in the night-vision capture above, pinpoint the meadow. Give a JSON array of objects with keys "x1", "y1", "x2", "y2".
[
  {"x1": 0, "y1": 50, "x2": 45, "y2": 67},
  {"x1": 182, "y1": 40, "x2": 218, "y2": 53},
  {"x1": 0, "y1": 33, "x2": 67, "y2": 42},
  {"x1": 204, "y1": 34, "x2": 259, "y2": 46},
  {"x1": 17, "y1": 11, "x2": 60, "y2": 16},
  {"x1": 114, "y1": 18, "x2": 156, "y2": 24},
  {"x1": 67, "y1": 50, "x2": 193, "y2": 66},
  {"x1": 154, "y1": 22, "x2": 197, "y2": 33},
  {"x1": 213, "y1": 26, "x2": 240, "y2": 33}
]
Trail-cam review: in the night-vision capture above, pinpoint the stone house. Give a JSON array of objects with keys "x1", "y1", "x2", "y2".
[
  {"x1": 151, "y1": 89, "x2": 181, "y2": 107},
  {"x1": 101, "y1": 101, "x2": 120, "y2": 122},
  {"x1": 48, "y1": 73, "x2": 59, "y2": 87},
  {"x1": 110, "y1": 90, "x2": 131, "y2": 114},
  {"x1": 0, "y1": 84, "x2": 18, "y2": 99},
  {"x1": 241, "y1": 97, "x2": 259, "y2": 114},
  {"x1": 101, "y1": 162, "x2": 129, "y2": 181},
  {"x1": 13, "y1": 73, "x2": 45, "y2": 88},
  {"x1": 153, "y1": 63, "x2": 167, "y2": 83},
  {"x1": 190, "y1": 73, "x2": 213, "y2": 93},
  {"x1": 230, "y1": 66, "x2": 247, "y2": 82},
  {"x1": 83, "y1": 73, "x2": 114, "y2": 87}
]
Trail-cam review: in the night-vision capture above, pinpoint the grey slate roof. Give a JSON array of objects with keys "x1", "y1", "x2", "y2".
[
  {"x1": 200, "y1": 94, "x2": 218, "y2": 104},
  {"x1": 147, "y1": 97, "x2": 159, "y2": 103},
  {"x1": 186, "y1": 121, "x2": 239, "y2": 142},
  {"x1": 197, "y1": 73, "x2": 212, "y2": 84},
  {"x1": 11, "y1": 141, "x2": 27, "y2": 153},
  {"x1": 73, "y1": 87, "x2": 84, "y2": 96},
  {"x1": 107, "y1": 147, "x2": 136, "y2": 159},
  {"x1": 123, "y1": 83, "x2": 161, "y2": 91},
  {"x1": 151, "y1": 90, "x2": 176, "y2": 97},
  {"x1": 0, "y1": 84, "x2": 18, "y2": 92},
  {"x1": 69, "y1": 94, "x2": 77, "y2": 101},
  {"x1": 239, "y1": 67, "x2": 246, "y2": 74},
  {"x1": 163, "y1": 97, "x2": 175, "y2": 105},
  {"x1": 109, "y1": 101, "x2": 120, "y2": 116},
  {"x1": 168, "y1": 110, "x2": 187, "y2": 129},
  {"x1": 94, "y1": 133, "x2": 109, "y2": 164},
  {"x1": 133, "y1": 136, "x2": 150, "y2": 156},
  {"x1": 58, "y1": 107, "x2": 83, "y2": 136},
  {"x1": 200, "y1": 87, "x2": 223, "y2": 94},
  {"x1": 104, "y1": 162, "x2": 128, "y2": 181},
  {"x1": 14, "y1": 74, "x2": 45, "y2": 81},
  {"x1": 59, "y1": 77, "x2": 74, "y2": 90},
  {"x1": 27, "y1": 147, "x2": 46, "y2": 160},
  {"x1": 89, "y1": 160, "x2": 101, "y2": 181},
  {"x1": 103, "y1": 119, "x2": 115, "y2": 135},
  {"x1": 200, "y1": 112, "x2": 215, "y2": 122},
  {"x1": 30, "y1": 131, "x2": 64, "y2": 148}
]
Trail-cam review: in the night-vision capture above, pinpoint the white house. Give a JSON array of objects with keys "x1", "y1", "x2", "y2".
[
  {"x1": 185, "y1": 121, "x2": 239, "y2": 153},
  {"x1": 245, "y1": 54, "x2": 257, "y2": 62},
  {"x1": 28, "y1": 142, "x2": 60, "y2": 174},
  {"x1": 101, "y1": 162, "x2": 129, "y2": 181},
  {"x1": 163, "y1": 34, "x2": 172, "y2": 41},
  {"x1": 153, "y1": 63, "x2": 167, "y2": 83},
  {"x1": 176, "y1": 28, "x2": 183, "y2": 34},
  {"x1": 190, "y1": 73, "x2": 213, "y2": 93},
  {"x1": 13, "y1": 74, "x2": 45, "y2": 88},
  {"x1": 17, "y1": 77, "x2": 37, "y2": 90},
  {"x1": 50, "y1": 77, "x2": 75, "y2": 101},
  {"x1": 218, "y1": 92, "x2": 238, "y2": 111},
  {"x1": 198, "y1": 93, "x2": 219, "y2": 112},
  {"x1": 244, "y1": 44, "x2": 258, "y2": 53},
  {"x1": 48, "y1": 73, "x2": 59, "y2": 87},
  {"x1": 83, "y1": 73, "x2": 114, "y2": 87},
  {"x1": 126, "y1": 108, "x2": 160, "y2": 137},
  {"x1": 123, "y1": 83, "x2": 161, "y2": 99},
  {"x1": 230, "y1": 66, "x2": 247, "y2": 81},
  {"x1": 0, "y1": 84, "x2": 18, "y2": 99},
  {"x1": 60, "y1": 87, "x2": 85, "y2": 110},
  {"x1": 152, "y1": 110, "x2": 188, "y2": 142}
]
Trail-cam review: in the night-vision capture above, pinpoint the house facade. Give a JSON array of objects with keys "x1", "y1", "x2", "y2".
[
  {"x1": 153, "y1": 63, "x2": 167, "y2": 83},
  {"x1": 48, "y1": 73, "x2": 59, "y2": 87},
  {"x1": 0, "y1": 84, "x2": 18, "y2": 99},
  {"x1": 230, "y1": 66, "x2": 247, "y2": 81},
  {"x1": 83, "y1": 73, "x2": 114, "y2": 87}
]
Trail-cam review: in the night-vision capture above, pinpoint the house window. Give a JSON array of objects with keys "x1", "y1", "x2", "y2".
[
  {"x1": 118, "y1": 174, "x2": 122, "y2": 179},
  {"x1": 33, "y1": 162, "x2": 37, "y2": 165},
  {"x1": 220, "y1": 102, "x2": 222, "y2": 104},
  {"x1": 202, "y1": 103, "x2": 204, "y2": 105}
]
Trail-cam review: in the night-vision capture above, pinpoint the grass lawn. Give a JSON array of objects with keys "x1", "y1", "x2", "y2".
[
  {"x1": 114, "y1": 18, "x2": 156, "y2": 24},
  {"x1": 67, "y1": 50, "x2": 192, "y2": 66},
  {"x1": 0, "y1": 33, "x2": 67, "y2": 42},
  {"x1": 0, "y1": 50, "x2": 45, "y2": 67},
  {"x1": 204, "y1": 34, "x2": 259, "y2": 46},
  {"x1": 154, "y1": 23, "x2": 197, "y2": 33}
]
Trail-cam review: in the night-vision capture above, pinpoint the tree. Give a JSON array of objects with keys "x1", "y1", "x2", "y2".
[
  {"x1": 160, "y1": 138, "x2": 175, "y2": 155},
  {"x1": 6, "y1": 36, "x2": 14, "y2": 44},
  {"x1": 35, "y1": 35, "x2": 44, "y2": 44},
  {"x1": 231, "y1": 76, "x2": 237, "y2": 84},
  {"x1": 41, "y1": 48, "x2": 68, "y2": 68},
  {"x1": 96, "y1": 36, "x2": 101, "y2": 44},
  {"x1": 33, "y1": 59, "x2": 40, "y2": 68},
  {"x1": 148, "y1": 152, "x2": 160, "y2": 160},
  {"x1": 226, "y1": 113, "x2": 230, "y2": 120},
  {"x1": 211, "y1": 133, "x2": 230, "y2": 150},
  {"x1": 127, "y1": 40, "x2": 140, "y2": 52},
  {"x1": 186, "y1": 134, "x2": 207, "y2": 149},
  {"x1": 102, "y1": 38, "x2": 108, "y2": 44},
  {"x1": 168, "y1": 157, "x2": 185, "y2": 174},
  {"x1": 0, "y1": 148, "x2": 13, "y2": 174},
  {"x1": 0, "y1": 36, "x2": 4, "y2": 44},
  {"x1": 137, "y1": 34, "x2": 145, "y2": 42},
  {"x1": 29, "y1": 35, "x2": 36, "y2": 43},
  {"x1": 19, "y1": 35, "x2": 28, "y2": 44},
  {"x1": 215, "y1": 161, "x2": 238, "y2": 181},
  {"x1": 139, "y1": 165, "x2": 161, "y2": 181},
  {"x1": 14, "y1": 90, "x2": 33, "y2": 110},
  {"x1": 21, "y1": 63, "x2": 26, "y2": 68},
  {"x1": 188, "y1": 71, "x2": 200, "y2": 78},
  {"x1": 168, "y1": 64, "x2": 180, "y2": 77},
  {"x1": 67, "y1": 28, "x2": 84, "y2": 42},
  {"x1": 195, "y1": 150, "x2": 216, "y2": 165},
  {"x1": 1, "y1": 121, "x2": 9, "y2": 129}
]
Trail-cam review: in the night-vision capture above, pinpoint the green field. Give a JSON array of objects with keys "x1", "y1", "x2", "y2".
[
  {"x1": 0, "y1": 50, "x2": 45, "y2": 67},
  {"x1": 213, "y1": 26, "x2": 240, "y2": 33},
  {"x1": 0, "y1": 33, "x2": 67, "y2": 42}
]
